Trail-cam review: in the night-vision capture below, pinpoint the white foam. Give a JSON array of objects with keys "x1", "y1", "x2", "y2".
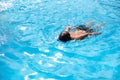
[
  {"x1": 38, "y1": 60, "x2": 42, "y2": 65},
  {"x1": 51, "y1": 57, "x2": 58, "y2": 62},
  {"x1": 21, "y1": 68, "x2": 26, "y2": 71},
  {"x1": 19, "y1": 26, "x2": 27, "y2": 31},
  {"x1": 46, "y1": 78, "x2": 56, "y2": 80},
  {"x1": 50, "y1": 56, "x2": 65, "y2": 64},
  {"x1": 39, "y1": 77, "x2": 44, "y2": 80},
  {"x1": 55, "y1": 52, "x2": 62, "y2": 58},
  {"x1": 0, "y1": 0, "x2": 14, "y2": 12},
  {"x1": 0, "y1": 35, "x2": 7, "y2": 45},
  {"x1": 40, "y1": 54, "x2": 47, "y2": 57},
  {"x1": 24, "y1": 51, "x2": 35, "y2": 57},
  {"x1": 29, "y1": 72, "x2": 38, "y2": 75},
  {"x1": 0, "y1": 53, "x2": 5, "y2": 56},
  {"x1": 24, "y1": 75, "x2": 28, "y2": 80},
  {"x1": 57, "y1": 46, "x2": 64, "y2": 50},
  {"x1": 39, "y1": 78, "x2": 55, "y2": 80},
  {"x1": 24, "y1": 72, "x2": 38, "y2": 80},
  {"x1": 47, "y1": 63, "x2": 54, "y2": 67},
  {"x1": 44, "y1": 49, "x2": 50, "y2": 52},
  {"x1": 39, "y1": 48, "x2": 50, "y2": 53}
]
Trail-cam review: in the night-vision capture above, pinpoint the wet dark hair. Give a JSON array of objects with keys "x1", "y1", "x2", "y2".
[{"x1": 58, "y1": 31, "x2": 71, "y2": 42}]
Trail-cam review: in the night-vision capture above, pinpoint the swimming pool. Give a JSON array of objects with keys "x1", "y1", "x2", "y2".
[{"x1": 0, "y1": 0, "x2": 120, "y2": 80}]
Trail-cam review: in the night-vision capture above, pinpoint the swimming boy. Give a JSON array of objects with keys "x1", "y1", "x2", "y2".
[{"x1": 58, "y1": 20, "x2": 105, "y2": 42}]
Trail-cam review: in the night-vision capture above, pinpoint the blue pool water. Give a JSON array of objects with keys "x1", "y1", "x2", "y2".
[{"x1": 0, "y1": 0, "x2": 120, "y2": 80}]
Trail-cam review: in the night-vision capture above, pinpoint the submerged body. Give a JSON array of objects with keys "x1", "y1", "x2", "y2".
[
  {"x1": 58, "y1": 20, "x2": 105, "y2": 42},
  {"x1": 70, "y1": 28, "x2": 91, "y2": 40}
]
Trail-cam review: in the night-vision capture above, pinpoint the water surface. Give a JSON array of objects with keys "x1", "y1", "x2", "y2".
[{"x1": 0, "y1": 0, "x2": 120, "y2": 80}]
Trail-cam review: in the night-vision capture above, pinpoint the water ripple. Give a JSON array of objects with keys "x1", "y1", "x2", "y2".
[{"x1": 0, "y1": 0, "x2": 120, "y2": 80}]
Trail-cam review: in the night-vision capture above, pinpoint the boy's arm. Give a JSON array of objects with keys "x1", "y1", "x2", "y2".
[
  {"x1": 73, "y1": 33, "x2": 89, "y2": 40},
  {"x1": 88, "y1": 32, "x2": 101, "y2": 35}
]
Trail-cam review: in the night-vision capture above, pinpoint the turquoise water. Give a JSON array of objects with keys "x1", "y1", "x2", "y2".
[{"x1": 0, "y1": 0, "x2": 120, "y2": 80}]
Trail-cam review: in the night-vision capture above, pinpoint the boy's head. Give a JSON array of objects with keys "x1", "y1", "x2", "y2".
[{"x1": 58, "y1": 31, "x2": 71, "y2": 42}]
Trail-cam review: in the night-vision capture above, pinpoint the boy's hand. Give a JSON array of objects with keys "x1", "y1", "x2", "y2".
[{"x1": 66, "y1": 26, "x2": 71, "y2": 30}]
